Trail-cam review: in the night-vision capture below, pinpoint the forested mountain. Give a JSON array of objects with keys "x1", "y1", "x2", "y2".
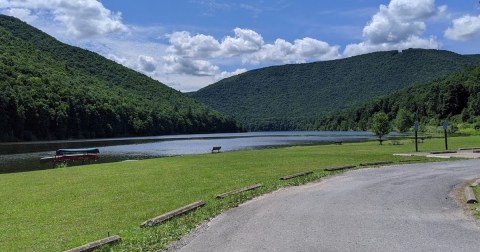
[
  {"x1": 314, "y1": 64, "x2": 480, "y2": 131},
  {"x1": 191, "y1": 49, "x2": 480, "y2": 131},
  {"x1": 0, "y1": 15, "x2": 243, "y2": 141}
]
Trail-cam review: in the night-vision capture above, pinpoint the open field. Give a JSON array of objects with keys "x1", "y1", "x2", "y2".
[{"x1": 1, "y1": 136, "x2": 479, "y2": 251}]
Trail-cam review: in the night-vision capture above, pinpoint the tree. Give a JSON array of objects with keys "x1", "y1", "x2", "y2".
[
  {"x1": 371, "y1": 112, "x2": 391, "y2": 145},
  {"x1": 395, "y1": 109, "x2": 413, "y2": 133}
]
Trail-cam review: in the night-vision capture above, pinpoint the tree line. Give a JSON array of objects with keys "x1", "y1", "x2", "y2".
[
  {"x1": 0, "y1": 16, "x2": 243, "y2": 141},
  {"x1": 314, "y1": 64, "x2": 480, "y2": 133}
]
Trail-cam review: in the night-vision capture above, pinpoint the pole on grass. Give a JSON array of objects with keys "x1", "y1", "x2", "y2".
[
  {"x1": 414, "y1": 123, "x2": 419, "y2": 152},
  {"x1": 443, "y1": 122, "x2": 448, "y2": 150}
]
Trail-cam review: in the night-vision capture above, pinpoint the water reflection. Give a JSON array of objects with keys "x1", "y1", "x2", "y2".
[{"x1": 0, "y1": 131, "x2": 374, "y2": 174}]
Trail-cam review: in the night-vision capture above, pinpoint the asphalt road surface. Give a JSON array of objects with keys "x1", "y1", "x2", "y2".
[{"x1": 171, "y1": 160, "x2": 480, "y2": 252}]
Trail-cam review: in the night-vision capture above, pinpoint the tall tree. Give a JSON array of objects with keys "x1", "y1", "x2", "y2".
[
  {"x1": 395, "y1": 109, "x2": 413, "y2": 133},
  {"x1": 371, "y1": 112, "x2": 391, "y2": 145}
]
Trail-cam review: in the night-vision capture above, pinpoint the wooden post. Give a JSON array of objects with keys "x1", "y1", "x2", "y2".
[
  {"x1": 465, "y1": 187, "x2": 478, "y2": 204},
  {"x1": 359, "y1": 161, "x2": 393, "y2": 166},
  {"x1": 216, "y1": 183, "x2": 263, "y2": 199},
  {"x1": 64, "y1": 235, "x2": 120, "y2": 252},
  {"x1": 280, "y1": 171, "x2": 313, "y2": 180},
  {"x1": 325, "y1": 165, "x2": 356, "y2": 172},
  {"x1": 140, "y1": 200, "x2": 205, "y2": 227}
]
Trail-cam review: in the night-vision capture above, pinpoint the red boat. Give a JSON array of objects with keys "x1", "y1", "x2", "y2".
[
  {"x1": 40, "y1": 153, "x2": 98, "y2": 163},
  {"x1": 40, "y1": 148, "x2": 99, "y2": 165}
]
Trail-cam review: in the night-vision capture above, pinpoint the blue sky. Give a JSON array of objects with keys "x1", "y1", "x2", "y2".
[{"x1": 1, "y1": 0, "x2": 480, "y2": 91}]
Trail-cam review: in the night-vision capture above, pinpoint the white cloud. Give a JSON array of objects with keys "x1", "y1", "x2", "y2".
[
  {"x1": 163, "y1": 28, "x2": 340, "y2": 76},
  {"x1": 0, "y1": 0, "x2": 127, "y2": 38},
  {"x1": 363, "y1": 6, "x2": 426, "y2": 44},
  {"x1": 344, "y1": 36, "x2": 440, "y2": 57},
  {"x1": 215, "y1": 68, "x2": 247, "y2": 81},
  {"x1": 2, "y1": 8, "x2": 37, "y2": 22},
  {"x1": 166, "y1": 31, "x2": 221, "y2": 58},
  {"x1": 344, "y1": 0, "x2": 443, "y2": 57},
  {"x1": 106, "y1": 53, "x2": 128, "y2": 65},
  {"x1": 445, "y1": 15, "x2": 480, "y2": 41},
  {"x1": 220, "y1": 28, "x2": 264, "y2": 56},
  {"x1": 387, "y1": 0, "x2": 438, "y2": 21},
  {"x1": 137, "y1": 55, "x2": 157, "y2": 73},
  {"x1": 162, "y1": 69, "x2": 247, "y2": 92},
  {"x1": 163, "y1": 55, "x2": 219, "y2": 76},
  {"x1": 162, "y1": 75, "x2": 217, "y2": 92},
  {"x1": 246, "y1": 38, "x2": 340, "y2": 64}
]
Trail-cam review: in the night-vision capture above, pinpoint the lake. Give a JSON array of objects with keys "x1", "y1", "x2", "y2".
[{"x1": 0, "y1": 131, "x2": 374, "y2": 174}]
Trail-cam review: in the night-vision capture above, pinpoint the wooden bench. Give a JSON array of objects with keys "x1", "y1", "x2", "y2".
[{"x1": 212, "y1": 146, "x2": 221, "y2": 153}]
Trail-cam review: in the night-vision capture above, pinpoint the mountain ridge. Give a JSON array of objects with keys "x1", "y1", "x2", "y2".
[
  {"x1": 191, "y1": 49, "x2": 480, "y2": 130},
  {"x1": 0, "y1": 15, "x2": 243, "y2": 141},
  {"x1": 314, "y1": 64, "x2": 480, "y2": 131}
]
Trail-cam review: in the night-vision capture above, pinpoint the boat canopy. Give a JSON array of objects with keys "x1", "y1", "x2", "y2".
[{"x1": 56, "y1": 148, "x2": 100, "y2": 155}]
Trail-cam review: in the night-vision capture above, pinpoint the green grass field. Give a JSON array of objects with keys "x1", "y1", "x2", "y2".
[{"x1": 1, "y1": 136, "x2": 479, "y2": 251}]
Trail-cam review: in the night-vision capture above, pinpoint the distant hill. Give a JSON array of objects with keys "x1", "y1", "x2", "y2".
[
  {"x1": 0, "y1": 15, "x2": 243, "y2": 141},
  {"x1": 314, "y1": 64, "x2": 480, "y2": 131},
  {"x1": 191, "y1": 49, "x2": 480, "y2": 130}
]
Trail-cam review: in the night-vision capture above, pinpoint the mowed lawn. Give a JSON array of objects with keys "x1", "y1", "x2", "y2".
[{"x1": 1, "y1": 136, "x2": 478, "y2": 251}]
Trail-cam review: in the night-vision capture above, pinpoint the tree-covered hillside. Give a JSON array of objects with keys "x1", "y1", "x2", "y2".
[
  {"x1": 191, "y1": 49, "x2": 480, "y2": 131},
  {"x1": 314, "y1": 64, "x2": 480, "y2": 132},
  {"x1": 0, "y1": 15, "x2": 243, "y2": 141}
]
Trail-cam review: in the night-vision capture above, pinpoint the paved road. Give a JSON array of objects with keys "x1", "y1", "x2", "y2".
[{"x1": 171, "y1": 160, "x2": 480, "y2": 252}]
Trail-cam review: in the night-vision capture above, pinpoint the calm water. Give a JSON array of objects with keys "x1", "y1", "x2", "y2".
[{"x1": 0, "y1": 131, "x2": 374, "y2": 174}]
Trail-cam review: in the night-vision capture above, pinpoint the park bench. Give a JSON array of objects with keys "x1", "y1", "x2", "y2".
[{"x1": 211, "y1": 146, "x2": 221, "y2": 153}]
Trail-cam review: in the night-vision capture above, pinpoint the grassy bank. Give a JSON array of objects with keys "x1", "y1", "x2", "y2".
[
  {"x1": 473, "y1": 185, "x2": 480, "y2": 219},
  {"x1": 1, "y1": 136, "x2": 479, "y2": 251}
]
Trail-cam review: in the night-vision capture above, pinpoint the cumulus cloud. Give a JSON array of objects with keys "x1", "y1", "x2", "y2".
[
  {"x1": 215, "y1": 68, "x2": 247, "y2": 81},
  {"x1": 73, "y1": 36, "x2": 171, "y2": 83},
  {"x1": 137, "y1": 55, "x2": 157, "y2": 72},
  {"x1": 344, "y1": 0, "x2": 443, "y2": 57},
  {"x1": 163, "y1": 55, "x2": 219, "y2": 76},
  {"x1": 0, "y1": 0, "x2": 127, "y2": 38},
  {"x1": 344, "y1": 36, "x2": 440, "y2": 57},
  {"x1": 246, "y1": 38, "x2": 340, "y2": 64},
  {"x1": 387, "y1": 0, "x2": 439, "y2": 22},
  {"x1": 221, "y1": 28, "x2": 264, "y2": 56},
  {"x1": 2, "y1": 8, "x2": 37, "y2": 22},
  {"x1": 445, "y1": 15, "x2": 480, "y2": 41},
  {"x1": 106, "y1": 53, "x2": 128, "y2": 65},
  {"x1": 163, "y1": 28, "x2": 340, "y2": 76},
  {"x1": 166, "y1": 31, "x2": 221, "y2": 58}
]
